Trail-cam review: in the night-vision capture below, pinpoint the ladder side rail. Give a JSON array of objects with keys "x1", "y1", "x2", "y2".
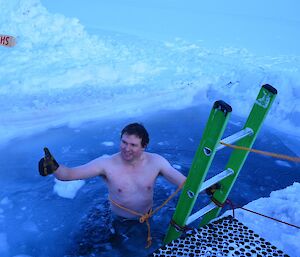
[
  {"x1": 163, "y1": 101, "x2": 232, "y2": 244},
  {"x1": 199, "y1": 84, "x2": 278, "y2": 227}
]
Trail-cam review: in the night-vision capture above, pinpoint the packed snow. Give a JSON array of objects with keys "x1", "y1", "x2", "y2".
[{"x1": 0, "y1": 0, "x2": 299, "y2": 256}]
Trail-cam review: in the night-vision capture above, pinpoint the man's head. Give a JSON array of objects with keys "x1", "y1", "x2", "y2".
[
  {"x1": 121, "y1": 123, "x2": 149, "y2": 148},
  {"x1": 120, "y1": 123, "x2": 149, "y2": 162}
]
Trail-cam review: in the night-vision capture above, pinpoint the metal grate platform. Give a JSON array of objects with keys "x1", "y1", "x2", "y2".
[{"x1": 151, "y1": 216, "x2": 289, "y2": 257}]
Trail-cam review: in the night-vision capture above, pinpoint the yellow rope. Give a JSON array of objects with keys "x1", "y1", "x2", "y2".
[
  {"x1": 109, "y1": 181, "x2": 185, "y2": 248},
  {"x1": 220, "y1": 141, "x2": 300, "y2": 163}
]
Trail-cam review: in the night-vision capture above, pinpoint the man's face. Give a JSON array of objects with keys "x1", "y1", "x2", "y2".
[{"x1": 120, "y1": 133, "x2": 145, "y2": 162}]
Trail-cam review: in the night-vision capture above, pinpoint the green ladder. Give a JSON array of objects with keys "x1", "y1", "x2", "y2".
[{"x1": 164, "y1": 84, "x2": 277, "y2": 244}]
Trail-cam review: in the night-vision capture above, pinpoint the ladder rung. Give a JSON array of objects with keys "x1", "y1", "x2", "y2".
[
  {"x1": 216, "y1": 127, "x2": 253, "y2": 151},
  {"x1": 198, "y1": 168, "x2": 234, "y2": 194},
  {"x1": 186, "y1": 202, "x2": 217, "y2": 225}
]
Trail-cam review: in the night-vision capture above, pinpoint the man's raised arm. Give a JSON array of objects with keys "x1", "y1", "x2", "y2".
[{"x1": 38, "y1": 147, "x2": 106, "y2": 181}]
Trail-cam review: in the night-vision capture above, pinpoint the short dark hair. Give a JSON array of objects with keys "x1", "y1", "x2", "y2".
[{"x1": 121, "y1": 123, "x2": 149, "y2": 147}]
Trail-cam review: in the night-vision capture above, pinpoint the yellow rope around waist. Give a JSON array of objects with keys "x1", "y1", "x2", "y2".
[
  {"x1": 109, "y1": 181, "x2": 185, "y2": 248},
  {"x1": 220, "y1": 141, "x2": 300, "y2": 163}
]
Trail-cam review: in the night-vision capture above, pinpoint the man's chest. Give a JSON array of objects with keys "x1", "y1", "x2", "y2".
[{"x1": 106, "y1": 165, "x2": 159, "y2": 193}]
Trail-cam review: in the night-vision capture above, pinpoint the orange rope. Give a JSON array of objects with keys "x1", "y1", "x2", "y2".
[
  {"x1": 220, "y1": 141, "x2": 300, "y2": 162},
  {"x1": 109, "y1": 181, "x2": 185, "y2": 248}
]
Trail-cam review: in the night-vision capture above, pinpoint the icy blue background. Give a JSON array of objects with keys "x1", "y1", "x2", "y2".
[{"x1": 0, "y1": 0, "x2": 299, "y2": 256}]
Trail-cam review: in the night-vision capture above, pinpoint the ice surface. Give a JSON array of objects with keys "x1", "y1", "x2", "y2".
[
  {"x1": 101, "y1": 141, "x2": 115, "y2": 147},
  {"x1": 1, "y1": 0, "x2": 300, "y2": 145},
  {"x1": 224, "y1": 182, "x2": 300, "y2": 257},
  {"x1": 1, "y1": 0, "x2": 300, "y2": 256},
  {"x1": 53, "y1": 178, "x2": 85, "y2": 199}
]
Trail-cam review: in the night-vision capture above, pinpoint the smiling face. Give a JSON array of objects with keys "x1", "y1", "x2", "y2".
[{"x1": 120, "y1": 133, "x2": 145, "y2": 162}]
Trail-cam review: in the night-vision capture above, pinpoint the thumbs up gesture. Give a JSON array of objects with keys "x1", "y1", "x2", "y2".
[{"x1": 38, "y1": 147, "x2": 59, "y2": 176}]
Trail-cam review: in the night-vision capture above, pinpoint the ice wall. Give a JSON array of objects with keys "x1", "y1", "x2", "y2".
[{"x1": 1, "y1": 0, "x2": 299, "y2": 144}]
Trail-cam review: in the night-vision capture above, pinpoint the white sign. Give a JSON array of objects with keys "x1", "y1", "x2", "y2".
[{"x1": 0, "y1": 35, "x2": 16, "y2": 47}]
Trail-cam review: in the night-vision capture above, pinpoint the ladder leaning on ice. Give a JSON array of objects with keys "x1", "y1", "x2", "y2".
[{"x1": 163, "y1": 84, "x2": 278, "y2": 242}]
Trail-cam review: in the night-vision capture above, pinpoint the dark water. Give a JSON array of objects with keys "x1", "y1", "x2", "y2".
[{"x1": 1, "y1": 104, "x2": 299, "y2": 257}]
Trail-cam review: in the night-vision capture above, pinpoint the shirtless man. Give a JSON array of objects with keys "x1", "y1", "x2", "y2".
[{"x1": 39, "y1": 123, "x2": 186, "y2": 219}]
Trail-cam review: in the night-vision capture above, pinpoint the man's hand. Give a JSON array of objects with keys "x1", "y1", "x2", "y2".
[{"x1": 38, "y1": 147, "x2": 59, "y2": 176}]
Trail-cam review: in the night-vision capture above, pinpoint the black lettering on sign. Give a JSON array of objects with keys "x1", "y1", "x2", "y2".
[
  {"x1": 0, "y1": 36, "x2": 5, "y2": 45},
  {"x1": 0, "y1": 35, "x2": 16, "y2": 47}
]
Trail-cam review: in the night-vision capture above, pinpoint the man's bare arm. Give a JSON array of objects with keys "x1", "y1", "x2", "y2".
[
  {"x1": 157, "y1": 155, "x2": 186, "y2": 187},
  {"x1": 55, "y1": 157, "x2": 107, "y2": 181}
]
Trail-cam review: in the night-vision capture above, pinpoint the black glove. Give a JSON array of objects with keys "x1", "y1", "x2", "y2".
[{"x1": 38, "y1": 147, "x2": 59, "y2": 176}]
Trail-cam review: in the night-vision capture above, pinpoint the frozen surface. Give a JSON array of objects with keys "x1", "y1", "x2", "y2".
[
  {"x1": 1, "y1": 0, "x2": 300, "y2": 145},
  {"x1": 224, "y1": 182, "x2": 300, "y2": 257},
  {"x1": 1, "y1": 0, "x2": 300, "y2": 256}
]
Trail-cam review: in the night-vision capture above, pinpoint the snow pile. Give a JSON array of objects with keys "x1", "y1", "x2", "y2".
[
  {"x1": 1, "y1": 0, "x2": 300, "y2": 145},
  {"x1": 229, "y1": 182, "x2": 300, "y2": 256}
]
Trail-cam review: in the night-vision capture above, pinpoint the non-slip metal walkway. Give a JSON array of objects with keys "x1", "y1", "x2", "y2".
[{"x1": 151, "y1": 215, "x2": 289, "y2": 257}]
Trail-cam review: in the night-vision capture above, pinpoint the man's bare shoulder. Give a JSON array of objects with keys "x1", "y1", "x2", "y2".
[
  {"x1": 86, "y1": 153, "x2": 120, "y2": 176},
  {"x1": 97, "y1": 152, "x2": 126, "y2": 168},
  {"x1": 144, "y1": 152, "x2": 167, "y2": 164},
  {"x1": 95, "y1": 153, "x2": 121, "y2": 164}
]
